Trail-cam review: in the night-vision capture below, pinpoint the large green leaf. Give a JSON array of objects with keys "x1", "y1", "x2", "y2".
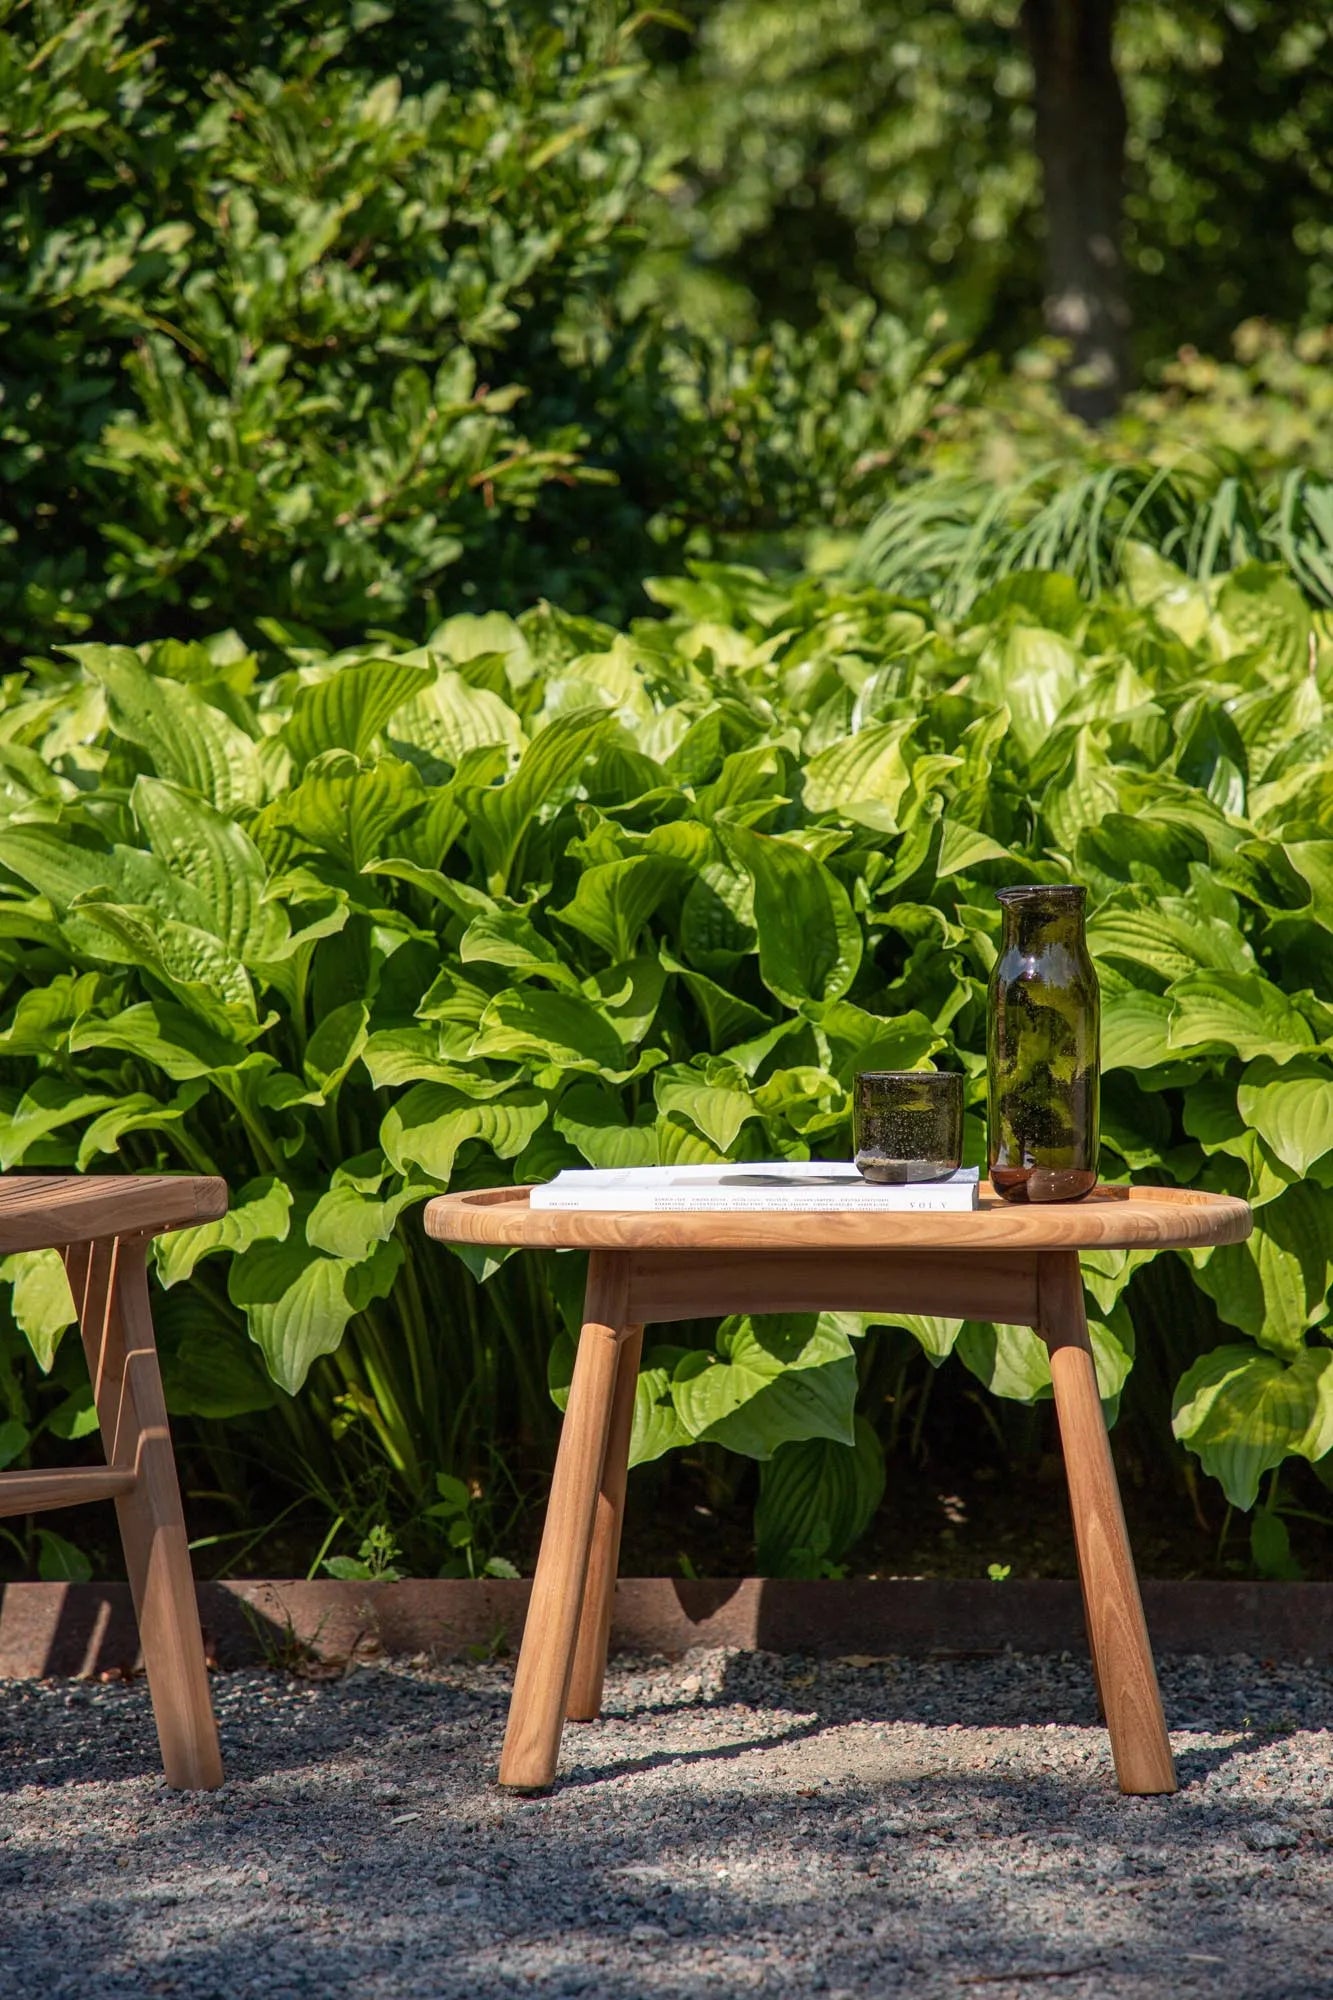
[
  {"x1": 755, "y1": 1417, "x2": 886, "y2": 1576},
  {"x1": 552, "y1": 856, "x2": 686, "y2": 962},
  {"x1": 955, "y1": 1321, "x2": 1052, "y2": 1403},
  {"x1": 1193, "y1": 1183, "x2": 1333, "y2": 1356},
  {"x1": 1236, "y1": 1056, "x2": 1333, "y2": 1177},
  {"x1": 469, "y1": 988, "x2": 628, "y2": 1072},
  {"x1": 0, "y1": 1248, "x2": 76, "y2": 1372},
  {"x1": 81, "y1": 650, "x2": 263, "y2": 811},
  {"x1": 131, "y1": 777, "x2": 284, "y2": 962},
  {"x1": 801, "y1": 721, "x2": 914, "y2": 831},
  {"x1": 381, "y1": 1084, "x2": 546, "y2": 1182},
  {"x1": 1168, "y1": 971, "x2": 1315, "y2": 1062},
  {"x1": 464, "y1": 710, "x2": 610, "y2": 891},
  {"x1": 283, "y1": 659, "x2": 433, "y2": 769},
  {"x1": 653, "y1": 1064, "x2": 757, "y2": 1154},
  {"x1": 553, "y1": 1083, "x2": 657, "y2": 1169},
  {"x1": 1173, "y1": 1343, "x2": 1333, "y2": 1510},
  {"x1": 228, "y1": 1235, "x2": 359, "y2": 1397},
  {"x1": 157, "y1": 1176, "x2": 293, "y2": 1289},
  {"x1": 720, "y1": 823, "x2": 861, "y2": 1008},
  {"x1": 670, "y1": 1313, "x2": 860, "y2": 1459},
  {"x1": 629, "y1": 1345, "x2": 694, "y2": 1466}
]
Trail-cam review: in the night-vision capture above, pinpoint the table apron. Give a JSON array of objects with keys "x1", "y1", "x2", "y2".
[{"x1": 623, "y1": 1248, "x2": 1043, "y2": 1328}]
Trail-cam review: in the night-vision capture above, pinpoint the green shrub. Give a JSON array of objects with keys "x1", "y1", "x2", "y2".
[
  {"x1": 0, "y1": 555, "x2": 1331, "y2": 1573},
  {"x1": 0, "y1": 0, "x2": 963, "y2": 656}
]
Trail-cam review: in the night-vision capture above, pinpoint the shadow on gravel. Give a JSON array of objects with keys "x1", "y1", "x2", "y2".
[{"x1": 0, "y1": 1756, "x2": 1322, "y2": 2000}]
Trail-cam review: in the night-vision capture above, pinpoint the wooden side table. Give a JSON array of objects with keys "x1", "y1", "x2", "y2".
[
  {"x1": 0, "y1": 1174, "x2": 228, "y2": 1789},
  {"x1": 426, "y1": 1182, "x2": 1251, "y2": 1798}
]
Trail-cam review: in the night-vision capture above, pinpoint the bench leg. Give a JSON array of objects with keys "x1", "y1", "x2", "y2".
[
  {"x1": 499, "y1": 1253, "x2": 631, "y2": 1791},
  {"x1": 67, "y1": 1236, "x2": 223, "y2": 1791},
  {"x1": 567, "y1": 1322, "x2": 643, "y2": 1722},
  {"x1": 1037, "y1": 1252, "x2": 1176, "y2": 1796}
]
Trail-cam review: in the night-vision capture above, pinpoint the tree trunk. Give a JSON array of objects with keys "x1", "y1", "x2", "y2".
[{"x1": 1022, "y1": 0, "x2": 1129, "y2": 423}]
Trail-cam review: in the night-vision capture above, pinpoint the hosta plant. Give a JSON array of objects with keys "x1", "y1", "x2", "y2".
[{"x1": 0, "y1": 550, "x2": 1330, "y2": 1575}]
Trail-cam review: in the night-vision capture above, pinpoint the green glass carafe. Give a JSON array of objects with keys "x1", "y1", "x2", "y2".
[{"x1": 987, "y1": 884, "x2": 1100, "y2": 1204}]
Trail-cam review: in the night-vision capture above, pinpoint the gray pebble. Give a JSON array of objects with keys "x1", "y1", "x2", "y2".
[{"x1": 1, "y1": 1649, "x2": 1331, "y2": 1996}]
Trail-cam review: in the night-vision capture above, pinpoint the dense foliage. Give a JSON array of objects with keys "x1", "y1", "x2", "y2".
[
  {"x1": 1, "y1": 558, "x2": 1331, "y2": 1577},
  {"x1": 645, "y1": 0, "x2": 1333, "y2": 363},
  {"x1": 0, "y1": 0, "x2": 962, "y2": 656}
]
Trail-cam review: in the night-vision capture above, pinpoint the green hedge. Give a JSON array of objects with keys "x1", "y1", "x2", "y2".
[
  {"x1": 0, "y1": 0, "x2": 960, "y2": 656},
  {"x1": 0, "y1": 554, "x2": 1331, "y2": 1575}
]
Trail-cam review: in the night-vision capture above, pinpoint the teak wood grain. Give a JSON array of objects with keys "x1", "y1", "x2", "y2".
[
  {"x1": 447, "y1": 1181, "x2": 1244, "y2": 1799},
  {"x1": 425, "y1": 1182, "x2": 1250, "y2": 1255},
  {"x1": 624, "y1": 1248, "x2": 1040, "y2": 1327},
  {"x1": 0, "y1": 1177, "x2": 225, "y2": 1792},
  {"x1": 1037, "y1": 1254, "x2": 1176, "y2": 1794},
  {"x1": 499, "y1": 1253, "x2": 635, "y2": 1791}
]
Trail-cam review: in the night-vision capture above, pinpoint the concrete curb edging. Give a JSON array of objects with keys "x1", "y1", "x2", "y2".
[{"x1": 2, "y1": 1577, "x2": 1331, "y2": 1678}]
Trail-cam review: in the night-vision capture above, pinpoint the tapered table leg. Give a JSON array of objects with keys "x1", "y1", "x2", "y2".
[
  {"x1": 567, "y1": 1321, "x2": 643, "y2": 1721},
  {"x1": 1037, "y1": 1252, "x2": 1176, "y2": 1795},
  {"x1": 499, "y1": 1253, "x2": 631, "y2": 1790},
  {"x1": 67, "y1": 1236, "x2": 223, "y2": 1791}
]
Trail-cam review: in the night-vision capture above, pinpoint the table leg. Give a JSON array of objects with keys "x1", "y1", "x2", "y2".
[
  {"x1": 1037, "y1": 1252, "x2": 1176, "y2": 1796},
  {"x1": 66, "y1": 1236, "x2": 223, "y2": 1791},
  {"x1": 567, "y1": 1322, "x2": 644, "y2": 1722},
  {"x1": 499, "y1": 1252, "x2": 631, "y2": 1791}
]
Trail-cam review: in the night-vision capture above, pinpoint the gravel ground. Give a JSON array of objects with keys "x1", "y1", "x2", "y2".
[{"x1": 2, "y1": 1649, "x2": 1332, "y2": 1999}]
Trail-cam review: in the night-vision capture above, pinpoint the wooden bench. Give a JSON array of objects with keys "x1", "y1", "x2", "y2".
[{"x1": 0, "y1": 1175, "x2": 228, "y2": 1789}]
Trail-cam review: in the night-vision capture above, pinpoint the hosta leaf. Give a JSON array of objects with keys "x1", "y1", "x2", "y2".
[
  {"x1": 228, "y1": 1237, "x2": 358, "y2": 1397},
  {"x1": 131, "y1": 777, "x2": 284, "y2": 962},
  {"x1": 670, "y1": 1313, "x2": 860, "y2": 1460},
  {"x1": 380, "y1": 1084, "x2": 546, "y2": 1182},
  {"x1": 889, "y1": 1314, "x2": 963, "y2": 1365},
  {"x1": 1218, "y1": 563, "x2": 1314, "y2": 681},
  {"x1": 306, "y1": 1180, "x2": 423, "y2": 1262},
  {"x1": 464, "y1": 709, "x2": 610, "y2": 891},
  {"x1": 755, "y1": 1417, "x2": 885, "y2": 1576},
  {"x1": 72, "y1": 902, "x2": 258, "y2": 1035},
  {"x1": 156, "y1": 1176, "x2": 293, "y2": 1289},
  {"x1": 0, "y1": 1248, "x2": 76, "y2": 1372},
  {"x1": 553, "y1": 1083, "x2": 657, "y2": 1169},
  {"x1": 1236, "y1": 1056, "x2": 1333, "y2": 1176},
  {"x1": 629, "y1": 1346, "x2": 693, "y2": 1466},
  {"x1": 801, "y1": 721, "x2": 914, "y2": 831},
  {"x1": 654, "y1": 1065, "x2": 757, "y2": 1154},
  {"x1": 389, "y1": 671, "x2": 523, "y2": 768},
  {"x1": 264, "y1": 756, "x2": 424, "y2": 872},
  {"x1": 1168, "y1": 971, "x2": 1315, "y2": 1062},
  {"x1": 160, "y1": 1325, "x2": 280, "y2": 1420},
  {"x1": 470, "y1": 989, "x2": 627, "y2": 1072},
  {"x1": 81, "y1": 650, "x2": 262, "y2": 811},
  {"x1": 303, "y1": 1000, "x2": 369, "y2": 1097},
  {"x1": 283, "y1": 659, "x2": 433, "y2": 769},
  {"x1": 955, "y1": 1321, "x2": 1052, "y2": 1403},
  {"x1": 1172, "y1": 1344, "x2": 1332, "y2": 1510},
  {"x1": 69, "y1": 1001, "x2": 250, "y2": 1079},
  {"x1": 1096, "y1": 988, "x2": 1168, "y2": 1080},
  {"x1": 552, "y1": 856, "x2": 686, "y2": 963},
  {"x1": 1089, "y1": 903, "x2": 1253, "y2": 984},
  {"x1": 0, "y1": 1075, "x2": 118, "y2": 1171},
  {"x1": 936, "y1": 822, "x2": 1009, "y2": 877},
  {"x1": 460, "y1": 911, "x2": 581, "y2": 990},
  {"x1": 75, "y1": 1081, "x2": 208, "y2": 1169},
  {"x1": 720, "y1": 823, "x2": 861, "y2": 1009},
  {"x1": 1193, "y1": 1183, "x2": 1333, "y2": 1356},
  {"x1": 0, "y1": 825, "x2": 207, "y2": 932}
]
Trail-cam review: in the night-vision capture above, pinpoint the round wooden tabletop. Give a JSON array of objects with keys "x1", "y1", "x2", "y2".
[{"x1": 424, "y1": 1182, "x2": 1251, "y2": 1255}]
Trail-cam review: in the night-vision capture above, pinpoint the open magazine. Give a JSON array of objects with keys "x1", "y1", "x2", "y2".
[{"x1": 529, "y1": 1163, "x2": 980, "y2": 1213}]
